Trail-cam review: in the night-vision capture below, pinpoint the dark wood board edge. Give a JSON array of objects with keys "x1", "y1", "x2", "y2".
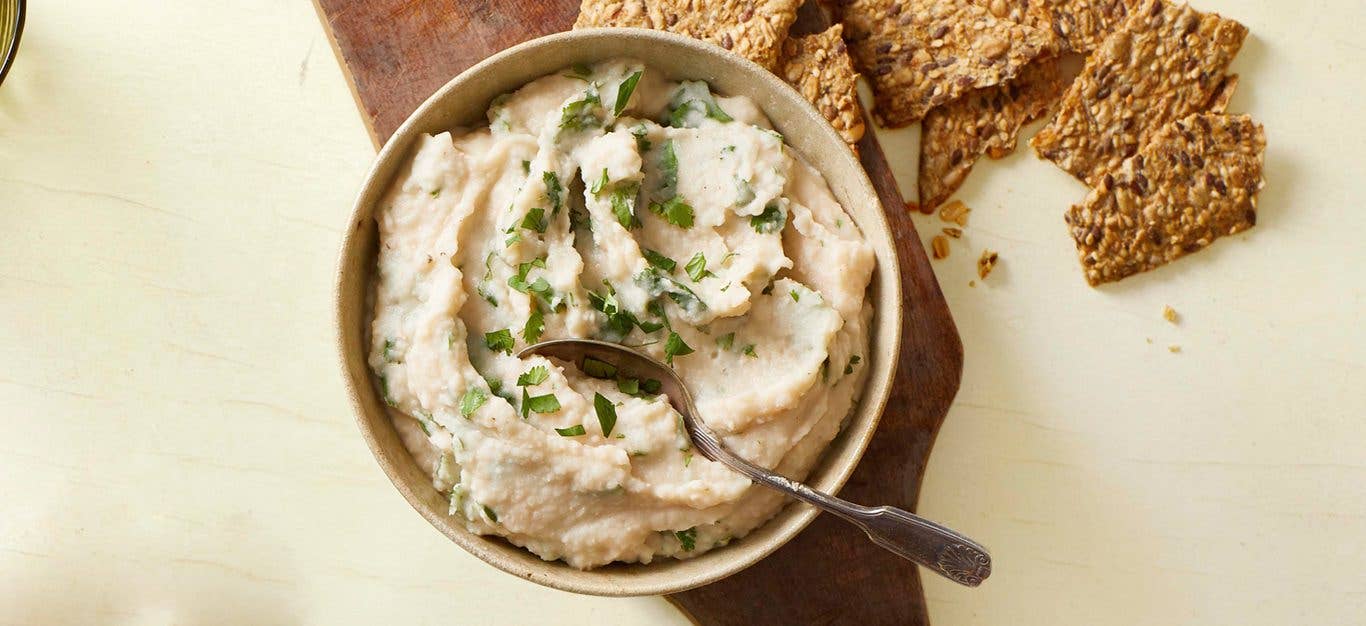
[{"x1": 309, "y1": 0, "x2": 382, "y2": 150}]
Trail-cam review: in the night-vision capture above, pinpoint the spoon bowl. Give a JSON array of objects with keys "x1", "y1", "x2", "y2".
[{"x1": 522, "y1": 338, "x2": 993, "y2": 587}]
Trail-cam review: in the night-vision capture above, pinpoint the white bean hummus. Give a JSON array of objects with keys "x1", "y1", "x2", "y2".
[{"x1": 369, "y1": 59, "x2": 875, "y2": 569}]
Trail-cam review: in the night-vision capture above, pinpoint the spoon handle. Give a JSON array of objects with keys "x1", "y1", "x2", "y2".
[{"x1": 733, "y1": 461, "x2": 991, "y2": 587}]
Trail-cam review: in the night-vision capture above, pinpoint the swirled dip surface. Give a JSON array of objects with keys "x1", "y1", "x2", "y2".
[{"x1": 370, "y1": 59, "x2": 875, "y2": 569}]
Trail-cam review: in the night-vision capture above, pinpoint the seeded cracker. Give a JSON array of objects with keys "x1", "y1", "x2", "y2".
[
  {"x1": 1047, "y1": 0, "x2": 1144, "y2": 53},
  {"x1": 1065, "y1": 113, "x2": 1266, "y2": 286},
  {"x1": 1031, "y1": 0, "x2": 1248, "y2": 186},
  {"x1": 780, "y1": 25, "x2": 866, "y2": 152},
  {"x1": 835, "y1": 0, "x2": 1057, "y2": 127},
  {"x1": 919, "y1": 56, "x2": 1065, "y2": 210},
  {"x1": 573, "y1": 0, "x2": 802, "y2": 70}
]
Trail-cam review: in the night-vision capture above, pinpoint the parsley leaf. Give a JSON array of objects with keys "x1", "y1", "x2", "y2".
[
  {"x1": 657, "y1": 140, "x2": 679, "y2": 199},
  {"x1": 845, "y1": 354, "x2": 861, "y2": 375},
  {"x1": 518, "y1": 365, "x2": 549, "y2": 386},
  {"x1": 522, "y1": 308, "x2": 544, "y2": 343},
  {"x1": 643, "y1": 248, "x2": 677, "y2": 272},
  {"x1": 610, "y1": 183, "x2": 639, "y2": 229},
  {"x1": 684, "y1": 252, "x2": 713, "y2": 282},
  {"x1": 524, "y1": 392, "x2": 562, "y2": 415},
  {"x1": 614, "y1": 70, "x2": 643, "y2": 116},
  {"x1": 593, "y1": 392, "x2": 617, "y2": 437},
  {"x1": 520, "y1": 207, "x2": 548, "y2": 233},
  {"x1": 665, "y1": 81, "x2": 732, "y2": 127},
  {"x1": 559, "y1": 87, "x2": 602, "y2": 132},
  {"x1": 751, "y1": 202, "x2": 786, "y2": 234},
  {"x1": 641, "y1": 378, "x2": 662, "y2": 394},
  {"x1": 616, "y1": 377, "x2": 639, "y2": 395},
  {"x1": 664, "y1": 331, "x2": 694, "y2": 365},
  {"x1": 484, "y1": 329, "x2": 514, "y2": 355},
  {"x1": 483, "y1": 505, "x2": 499, "y2": 523},
  {"x1": 554, "y1": 424, "x2": 586, "y2": 436},
  {"x1": 649, "y1": 196, "x2": 694, "y2": 229},
  {"x1": 590, "y1": 168, "x2": 609, "y2": 195},
  {"x1": 716, "y1": 332, "x2": 734, "y2": 350},
  {"x1": 790, "y1": 289, "x2": 800, "y2": 302},
  {"x1": 631, "y1": 124, "x2": 652, "y2": 152},
  {"x1": 543, "y1": 171, "x2": 563, "y2": 213},
  {"x1": 459, "y1": 387, "x2": 487, "y2": 418},
  {"x1": 477, "y1": 251, "x2": 499, "y2": 306},
  {"x1": 582, "y1": 356, "x2": 617, "y2": 379},
  {"x1": 741, "y1": 344, "x2": 757, "y2": 358},
  {"x1": 674, "y1": 527, "x2": 697, "y2": 551}
]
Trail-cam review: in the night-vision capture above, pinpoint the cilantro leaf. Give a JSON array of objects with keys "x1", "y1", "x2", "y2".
[
  {"x1": 716, "y1": 332, "x2": 734, "y2": 350},
  {"x1": 845, "y1": 354, "x2": 861, "y2": 375},
  {"x1": 525, "y1": 392, "x2": 562, "y2": 415},
  {"x1": 643, "y1": 249, "x2": 677, "y2": 272},
  {"x1": 518, "y1": 365, "x2": 549, "y2": 386},
  {"x1": 459, "y1": 387, "x2": 488, "y2": 418},
  {"x1": 664, "y1": 331, "x2": 693, "y2": 365},
  {"x1": 484, "y1": 329, "x2": 514, "y2": 355},
  {"x1": 640, "y1": 378, "x2": 662, "y2": 394},
  {"x1": 674, "y1": 527, "x2": 697, "y2": 551},
  {"x1": 522, "y1": 308, "x2": 544, "y2": 343},
  {"x1": 520, "y1": 207, "x2": 548, "y2": 233},
  {"x1": 593, "y1": 392, "x2": 617, "y2": 438},
  {"x1": 751, "y1": 202, "x2": 786, "y2": 234},
  {"x1": 684, "y1": 252, "x2": 713, "y2": 282},
  {"x1": 582, "y1": 356, "x2": 617, "y2": 379},
  {"x1": 741, "y1": 344, "x2": 757, "y2": 358},
  {"x1": 649, "y1": 196, "x2": 694, "y2": 229},
  {"x1": 590, "y1": 168, "x2": 609, "y2": 195},
  {"x1": 554, "y1": 424, "x2": 586, "y2": 436},
  {"x1": 614, "y1": 70, "x2": 643, "y2": 116},
  {"x1": 610, "y1": 183, "x2": 639, "y2": 229},
  {"x1": 543, "y1": 171, "x2": 563, "y2": 213},
  {"x1": 559, "y1": 87, "x2": 602, "y2": 132}
]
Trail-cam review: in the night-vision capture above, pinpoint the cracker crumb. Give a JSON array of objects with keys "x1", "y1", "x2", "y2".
[
  {"x1": 930, "y1": 235, "x2": 951, "y2": 259},
  {"x1": 1168, "y1": 345, "x2": 1182, "y2": 353},
  {"x1": 1163, "y1": 305, "x2": 1179, "y2": 324},
  {"x1": 969, "y1": 280, "x2": 976, "y2": 287},
  {"x1": 943, "y1": 227, "x2": 963, "y2": 239},
  {"x1": 938, "y1": 199, "x2": 971, "y2": 227},
  {"x1": 977, "y1": 249, "x2": 999, "y2": 279}
]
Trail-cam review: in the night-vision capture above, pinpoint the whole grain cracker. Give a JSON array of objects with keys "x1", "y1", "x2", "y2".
[
  {"x1": 918, "y1": 56, "x2": 1065, "y2": 210},
  {"x1": 1205, "y1": 73, "x2": 1240, "y2": 113},
  {"x1": 1065, "y1": 112, "x2": 1266, "y2": 286},
  {"x1": 978, "y1": 0, "x2": 1059, "y2": 46},
  {"x1": 1047, "y1": 0, "x2": 1144, "y2": 53},
  {"x1": 835, "y1": 0, "x2": 1057, "y2": 128},
  {"x1": 780, "y1": 25, "x2": 866, "y2": 151},
  {"x1": 1031, "y1": 0, "x2": 1248, "y2": 186},
  {"x1": 574, "y1": 0, "x2": 802, "y2": 70}
]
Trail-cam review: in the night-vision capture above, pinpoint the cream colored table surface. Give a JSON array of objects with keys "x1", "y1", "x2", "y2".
[{"x1": 2, "y1": 1, "x2": 1363, "y2": 624}]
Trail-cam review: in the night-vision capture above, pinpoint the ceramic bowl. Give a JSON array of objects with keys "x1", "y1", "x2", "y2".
[{"x1": 335, "y1": 28, "x2": 902, "y2": 596}]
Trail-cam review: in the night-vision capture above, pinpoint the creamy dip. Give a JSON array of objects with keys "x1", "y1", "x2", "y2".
[{"x1": 369, "y1": 59, "x2": 875, "y2": 569}]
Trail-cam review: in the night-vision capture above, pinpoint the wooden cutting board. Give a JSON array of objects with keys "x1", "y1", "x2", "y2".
[{"x1": 312, "y1": 1, "x2": 964, "y2": 623}]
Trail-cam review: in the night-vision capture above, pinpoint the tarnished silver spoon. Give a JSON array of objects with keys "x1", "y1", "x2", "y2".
[{"x1": 521, "y1": 338, "x2": 992, "y2": 587}]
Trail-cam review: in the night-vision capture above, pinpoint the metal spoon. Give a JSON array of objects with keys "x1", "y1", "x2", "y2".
[{"x1": 521, "y1": 338, "x2": 992, "y2": 587}]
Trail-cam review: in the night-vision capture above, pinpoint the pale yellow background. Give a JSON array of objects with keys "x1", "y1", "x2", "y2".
[{"x1": 2, "y1": 1, "x2": 1362, "y2": 624}]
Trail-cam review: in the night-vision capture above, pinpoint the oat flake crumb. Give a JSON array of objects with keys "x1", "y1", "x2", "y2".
[
  {"x1": 931, "y1": 235, "x2": 951, "y2": 260},
  {"x1": 943, "y1": 227, "x2": 963, "y2": 239},
  {"x1": 939, "y1": 199, "x2": 971, "y2": 226},
  {"x1": 1168, "y1": 345, "x2": 1182, "y2": 353},
  {"x1": 1163, "y1": 305, "x2": 1179, "y2": 324},
  {"x1": 977, "y1": 249, "x2": 999, "y2": 279}
]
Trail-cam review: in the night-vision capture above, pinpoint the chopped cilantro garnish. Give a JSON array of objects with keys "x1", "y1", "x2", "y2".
[
  {"x1": 790, "y1": 289, "x2": 800, "y2": 302},
  {"x1": 664, "y1": 331, "x2": 694, "y2": 365},
  {"x1": 716, "y1": 332, "x2": 734, "y2": 350},
  {"x1": 614, "y1": 70, "x2": 643, "y2": 116},
  {"x1": 566, "y1": 62, "x2": 592, "y2": 80},
  {"x1": 482, "y1": 505, "x2": 499, "y2": 523},
  {"x1": 593, "y1": 392, "x2": 617, "y2": 437},
  {"x1": 429, "y1": 188, "x2": 442, "y2": 198},
  {"x1": 665, "y1": 81, "x2": 733, "y2": 127},
  {"x1": 382, "y1": 338, "x2": 399, "y2": 363},
  {"x1": 522, "y1": 308, "x2": 544, "y2": 343},
  {"x1": 616, "y1": 377, "x2": 639, "y2": 395},
  {"x1": 484, "y1": 329, "x2": 514, "y2": 355},
  {"x1": 520, "y1": 207, "x2": 548, "y2": 233},
  {"x1": 845, "y1": 355, "x2": 861, "y2": 375},
  {"x1": 631, "y1": 124, "x2": 652, "y2": 152},
  {"x1": 590, "y1": 168, "x2": 609, "y2": 195},
  {"x1": 484, "y1": 375, "x2": 503, "y2": 396},
  {"x1": 517, "y1": 365, "x2": 549, "y2": 387},
  {"x1": 477, "y1": 251, "x2": 499, "y2": 306},
  {"x1": 741, "y1": 344, "x2": 757, "y2": 358},
  {"x1": 733, "y1": 177, "x2": 754, "y2": 207},
  {"x1": 684, "y1": 252, "x2": 713, "y2": 282},
  {"x1": 543, "y1": 171, "x2": 563, "y2": 213},
  {"x1": 554, "y1": 424, "x2": 586, "y2": 436},
  {"x1": 558, "y1": 87, "x2": 602, "y2": 132},
  {"x1": 524, "y1": 392, "x2": 561, "y2": 415},
  {"x1": 610, "y1": 183, "x2": 639, "y2": 229},
  {"x1": 649, "y1": 196, "x2": 694, "y2": 229},
  {"x1": 674, "y1": 527, "x2": 697, "y2": 551},
  {"x1": 636, "y1": 268, "x2": 705, "y2": 314},
  {"x1": 643, "y1": 248, "x2": 677, "y2": 272},
  {"x1": 682, "y1": 448, "x2": 693, "y2": 467},
  {"x1": 378, "y1": 374, "x2": 397, "y2": 407},
  {"x1": 641, "y1": 378, "x2": 662, "y2": 394},
  {"x1": 657, "y1": 140, "x2": 679, "y2": 199},
  {"x1": 751, "y1": 202, "x2": 786, "y2": 234},
  {"x1": 459, "y1": 387, "x2": 487, "y2": 418},
  {"x1": 521, "y1": 160, "x2": 531, "y2": 174},
  {"x1": 582, "y1": 356, "x2": 617, "y2": 379}
]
